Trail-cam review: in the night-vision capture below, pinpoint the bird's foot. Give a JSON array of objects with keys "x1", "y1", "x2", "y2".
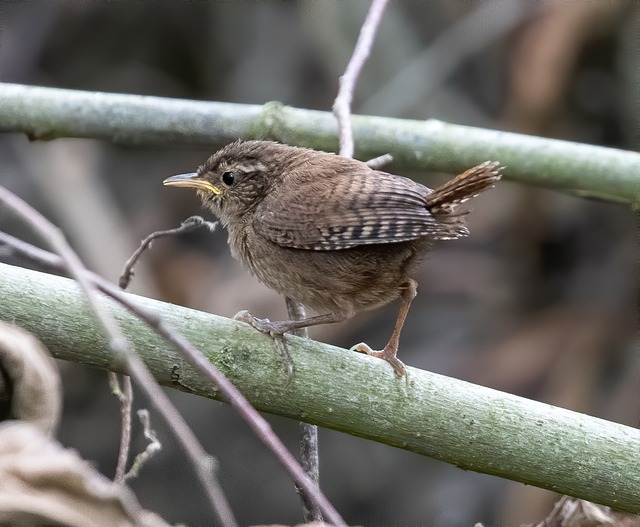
[
  {"x1": 233, "y1": 310, "x2": 294, "y2": 335},
  {"x1": 233, "y1": 310, "x2": 294, "y2": 375},
  {"x1": 351, "y1": 342, "x2": 407, "y2": 377}
]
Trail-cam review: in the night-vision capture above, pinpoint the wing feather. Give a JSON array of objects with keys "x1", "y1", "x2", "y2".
[{"x1": 254, "y1": 170, "x2": 438, "y2": 250}]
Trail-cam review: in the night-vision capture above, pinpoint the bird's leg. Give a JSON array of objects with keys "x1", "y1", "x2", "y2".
[
  {"x1": 233, "y1": 310, "x2": 345, "y2": 374},
  {"x1": 352, "y1": 279, "x2": 418, "y2": 376},
  {"x1": 233, "y1": 310, "x2": 344, "y2": 335}
]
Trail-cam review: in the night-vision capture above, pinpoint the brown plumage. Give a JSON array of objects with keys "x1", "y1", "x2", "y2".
[{"x1": 164, "y1": 140, "x2": 502, "y2": 375}]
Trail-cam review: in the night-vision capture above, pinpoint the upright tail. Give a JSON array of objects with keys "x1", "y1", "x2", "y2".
[
  {"x1": 426, "y1": 161, "x2": 502, "y2": 213},
  {"x1": 425, "y1": 161, "x2": 503, "y2": 240}
]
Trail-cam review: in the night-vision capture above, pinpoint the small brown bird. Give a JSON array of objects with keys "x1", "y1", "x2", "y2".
[{"x1": 164, "y1": 140, "x2": 501, "y2": 376}]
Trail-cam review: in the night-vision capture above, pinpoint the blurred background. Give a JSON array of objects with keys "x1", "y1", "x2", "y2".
[{"x1": 0, "y1": 1, "x2": 637, "y2": 525}]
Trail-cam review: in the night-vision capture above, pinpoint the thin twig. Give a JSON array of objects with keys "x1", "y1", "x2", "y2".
[
  {"x1": 299, "y1": 1, "x2": 389, "y2": 519},
  {"x1": 120, "y1": 216, "x2": 217, "y2": 289},
  {"x1": 0, "y1": 230, "x2": 347, "y2": 526},
  {"x1": 365, "y1": 153, "x2": 393, "y2": 170},
  {"x1": 125, "y1": 409, "x2": 162, "y2": 481},
  {"x1": 0, "y1": 189, "x2": 239, "y2": 527},
  {"x1": 286, "y1": 298, "x2": 322, "y2": 523},
  {"x1": 115, "y1": 217, "x2": 216, "y2": 480},
  {"x1": 332, "y1": 0, "x2": 390, "y2": 158},
  {"x1": 102, "y1": 276, "x2": 347, "y2": 526},
  {"x1": 111, "y1": 373, "x2": 133, "y2": 484},
  {"x1": 299, "y1": 420, "x2": 321, "y2": 520}
]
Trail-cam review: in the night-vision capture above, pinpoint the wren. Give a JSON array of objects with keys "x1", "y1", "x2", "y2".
[{"x1": 164, "y1": 140, "x2": 502, "y2": 376}]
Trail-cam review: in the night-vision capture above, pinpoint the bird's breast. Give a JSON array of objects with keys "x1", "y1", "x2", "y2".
[{"x1": 225, "y1": 222, "x2": 425, "y2": 317}]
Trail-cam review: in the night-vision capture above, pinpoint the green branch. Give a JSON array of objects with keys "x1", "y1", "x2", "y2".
[
  {"x1": 0, "y1": 262, "x2": 638, "y2": 513},
  {"x1": 0, "y1": 83, "x2": 639, "y2": 205}
]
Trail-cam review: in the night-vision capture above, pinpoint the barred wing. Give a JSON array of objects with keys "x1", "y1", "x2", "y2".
[{"x1": 254, "y1": 171, "x2": 439, "y2": 251}]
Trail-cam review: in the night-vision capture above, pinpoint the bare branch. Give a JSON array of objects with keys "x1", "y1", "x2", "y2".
[
  {"x1": 297, "y1": 419, "x2": 321, "y2": 521},
  {"x1": 1, "y1": 83, "x2": 639, "y2": 204},
  {"x1": 365, "y1": 153, "x2": 393, "y2": 169},
  {"x1": 1, "y1": 251, "x2": 640, "y2": 514},
  {"x1": 333, "y1": 0, "x2": 390, "y2": 157},
  {"x1": 311, "y1": 1, "x2": 391, "y2": 519},
  {"x1": 119, "y1": 216, "x2": 217, "y2": 290},
  {"x1": 111, "y1": 374, "x2": 133, "y2": 484},
  {"x1": 286, "y1": 298, "x2": 322, "y2": 522},
  {"x1": 0, "y1": 227, "x2": 347, "y2": 526},
  {"x1": 116, "y1": 219, "x2": 217, "y2": 481},
  {"x1": 125, "y1": 410, "x2": 162, "y2": 481},
  {"x1": 0, "y1": 188, "x2": 239, "y2": 527}
]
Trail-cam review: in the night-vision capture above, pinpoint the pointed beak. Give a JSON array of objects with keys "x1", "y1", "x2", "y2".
[{"x1": 163, "y1": 173, "x2": 221, "y2": 195}]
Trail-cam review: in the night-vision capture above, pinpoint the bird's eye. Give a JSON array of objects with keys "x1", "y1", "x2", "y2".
[{"x1": 222, "y1": 171, "x2": 236, "y2": 186}]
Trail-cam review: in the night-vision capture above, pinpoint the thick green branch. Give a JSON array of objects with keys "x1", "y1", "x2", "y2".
[
  {"x1": 0, "y1": 83, "x2": 639, "y2": 205},
  {"x1": 0, "y1": 262, "x2": 638, "y2": 513}
]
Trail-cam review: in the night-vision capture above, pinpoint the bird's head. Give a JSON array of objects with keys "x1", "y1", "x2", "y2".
[{"x1": 163, "y1": 140, "x2": 288, "y2": 225}]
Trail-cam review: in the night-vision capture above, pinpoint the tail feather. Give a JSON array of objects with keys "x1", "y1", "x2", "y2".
[
  {"x1": 426, "y1": 161, "x2": 502, "y2": 215},
  {"x1": 425, "y1": 161, "x2": 503, "y2": 241}
]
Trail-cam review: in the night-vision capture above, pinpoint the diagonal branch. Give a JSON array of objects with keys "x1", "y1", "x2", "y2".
[
  {"x1": 0, "y1": 257, "x2": 638, "y2": 515},
  {"x1": 0, "y1": 225, "x2": 347, "y2": 526},
  {"x1": 0, "y1": 187, "x2": 239, "y2": 527}
]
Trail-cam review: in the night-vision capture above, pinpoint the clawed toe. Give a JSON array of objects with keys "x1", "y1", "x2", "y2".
[
  {"x1": 232, "y1": 310, "x2": 293, "y2": 375},
  {"x1": 233, "y1": 309, "x2": 253, "y2": 323},
  {"x1": 351, "y1": 342, "x2": 406, "y2": 377},
  {"x1": 233, "y1": 311, "x2": 287, "y2": 336}
]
